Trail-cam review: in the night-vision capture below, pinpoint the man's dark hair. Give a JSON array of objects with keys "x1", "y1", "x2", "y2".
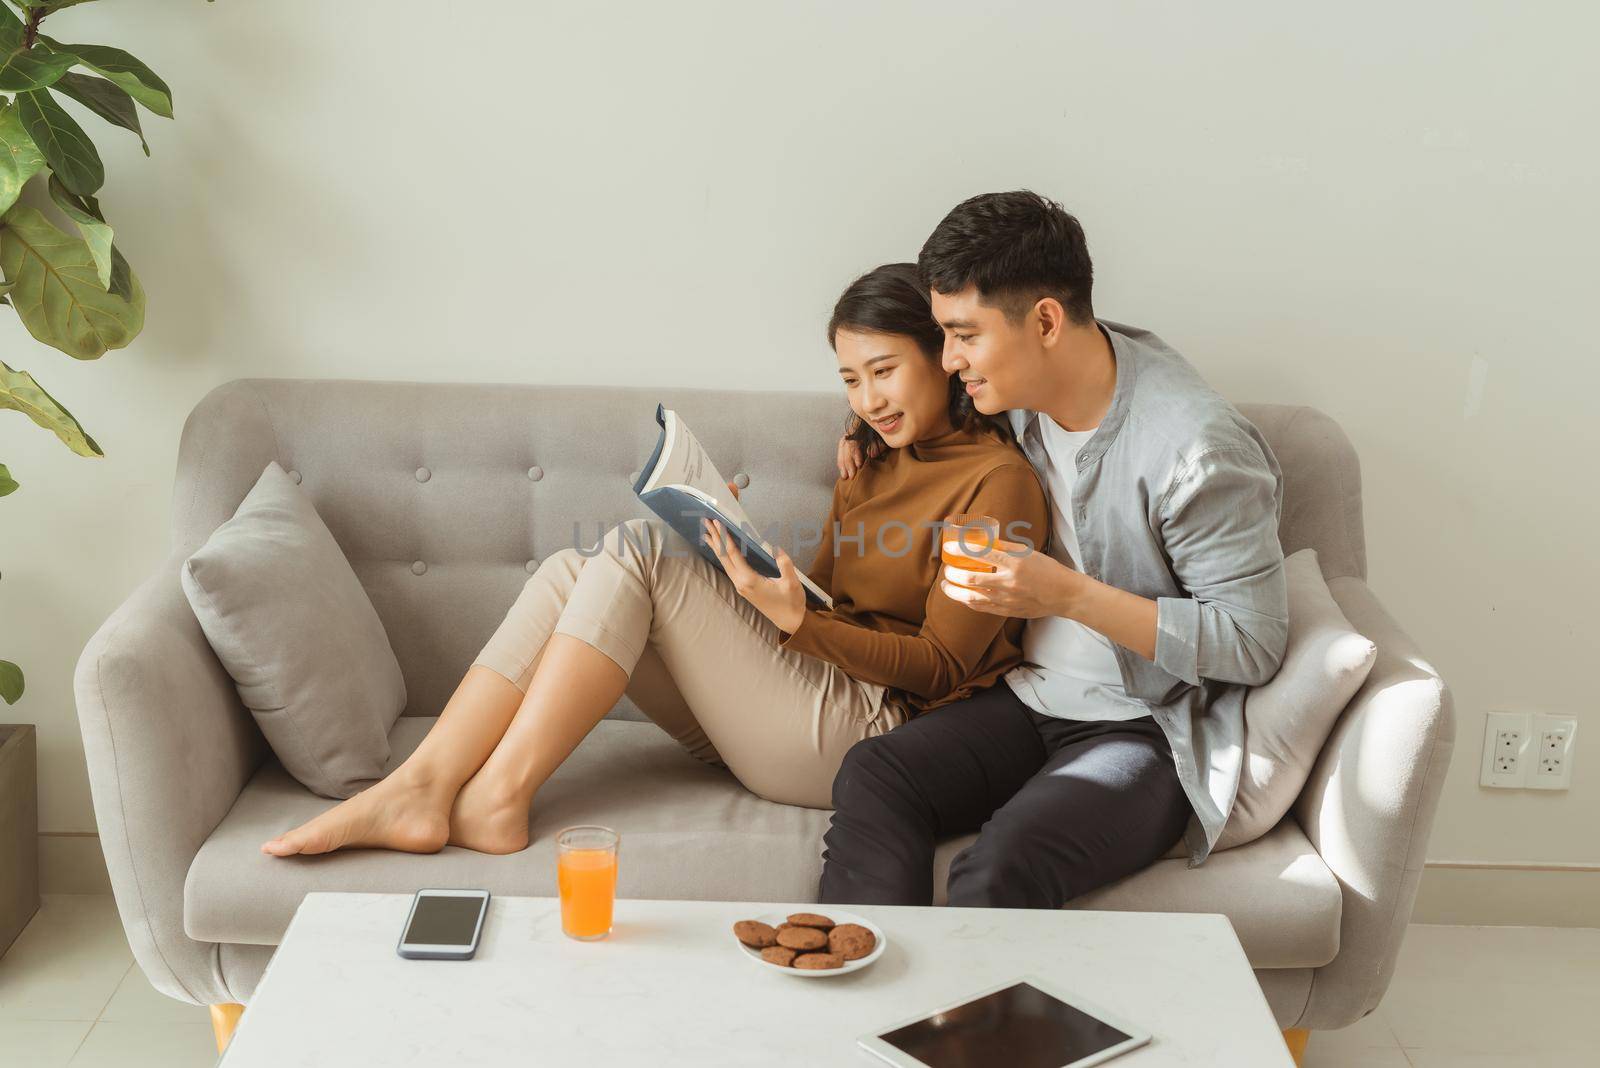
[{"x1": 917, "y1": 190, "x2": 1095, "y2": 325}]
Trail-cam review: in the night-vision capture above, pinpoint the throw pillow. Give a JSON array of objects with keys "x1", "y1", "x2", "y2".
[
  {"x1": 1217, "y1": 548, "x2": 1377, "y2": 851},
  {"x1": 180, "y1": 461, "x2": 406, "y2": 798}
]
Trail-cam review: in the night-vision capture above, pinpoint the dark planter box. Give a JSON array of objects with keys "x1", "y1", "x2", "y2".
[{"x1": 0, "y1": 724, "x2": 39, "y2": 959}]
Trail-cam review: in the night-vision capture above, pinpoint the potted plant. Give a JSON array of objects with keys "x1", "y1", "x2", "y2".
[
  {"x1": 1, "y1": 722, "x2": 35, "y2": 957},
  {"x1": 1, "y1": 0, "x2": 178, "y2": 707},
  {"x1": 0, "y1": 1, "x2": 180, "y2": 947}
]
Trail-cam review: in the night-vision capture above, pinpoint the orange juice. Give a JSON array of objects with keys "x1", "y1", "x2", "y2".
[
  {"x1": 556, "y1": 826, "x2": 619, "y2": 940},
  {"x1": 940, "y1": 513, "x2": 1001, "y2": 591},
  {"x1": 940, "y1": 542, "x2": 997, "y2": 589},
  {"x1": 940, "y1": 542, "x2": 999, "y2": 571},
  {"x1": 942, "y1": 537, "x2": 1025, "y2": 590}
]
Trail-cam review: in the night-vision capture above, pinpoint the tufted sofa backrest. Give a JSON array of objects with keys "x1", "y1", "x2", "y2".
[{"x1": 172, "y1": 380, "x2": 1364, "y2": 719}]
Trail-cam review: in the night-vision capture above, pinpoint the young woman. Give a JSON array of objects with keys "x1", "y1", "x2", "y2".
[{"x1": 261, "y1": 263, "x2": 1050, "y2": 858}]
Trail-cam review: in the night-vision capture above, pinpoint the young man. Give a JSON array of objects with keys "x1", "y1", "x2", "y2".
[{"x1": 819, "y1": 191, "x2": 1289, "y2": 908}]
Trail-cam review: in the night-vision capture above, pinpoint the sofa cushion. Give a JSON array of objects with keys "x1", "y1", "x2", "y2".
[
  {"x1": 189, "y1": 716, "x2": 1342, "y2": 971},
  {"x1": 1220, "y1": 548, "x2": 1377, "y2": 851},
  {"x1": 180, "y1": 461, "x2": 406, "y2": 799},
  {"x1": 186, "y1": 717, "x2": 834, "y2": 945},
  {"x1": 932, "y1": 818, "x2": 1341, "y2": 969}
]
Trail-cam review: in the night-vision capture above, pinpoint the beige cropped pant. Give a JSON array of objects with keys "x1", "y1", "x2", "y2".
[{"x1": 472, "y1": 517, "x2": 912, "y2": 809}]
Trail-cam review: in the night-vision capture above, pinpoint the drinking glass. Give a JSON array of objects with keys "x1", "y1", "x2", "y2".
[
  {"x1": 556, "y1": 825, "x2": 619, "y2": 941},
  {"x1": 940, "y1": 513, "x2": 1001, "y2": 590}
]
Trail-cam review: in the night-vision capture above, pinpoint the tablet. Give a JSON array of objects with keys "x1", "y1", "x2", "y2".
[{"x1": 858, "y1": 975, "x2": 1151, "y2": 1068}]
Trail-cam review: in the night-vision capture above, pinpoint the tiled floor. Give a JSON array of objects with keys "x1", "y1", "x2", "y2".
[
  {"x1": 1, "y1": 896, "x2": 215, "y2": 1067},
  {"x1": 2, "y1": 896, "x2": 1596, "y2": 1066}
]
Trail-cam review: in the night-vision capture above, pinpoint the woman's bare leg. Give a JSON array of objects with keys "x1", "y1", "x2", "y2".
[
  {"x1": 261, "y1": 521, "x2": 732, "y2": 858},
  {"x1": 446, "y1": 633, "x2": 627, "y2": 854},
  {"x1": 260, "y1": 665, "x2": 524, "y2": 857},
  {"x1": 262, "y1": 631, "x2": 658, "y2": 857}
]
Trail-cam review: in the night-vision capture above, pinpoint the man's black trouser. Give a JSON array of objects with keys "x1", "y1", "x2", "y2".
[{"x1": 819, "y1": 683, "x2": 1192, "y2": 908}]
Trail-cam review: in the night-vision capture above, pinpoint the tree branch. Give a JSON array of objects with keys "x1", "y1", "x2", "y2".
[{"x1": 23, "y1": 7, "x2": 45, "y2": 50}]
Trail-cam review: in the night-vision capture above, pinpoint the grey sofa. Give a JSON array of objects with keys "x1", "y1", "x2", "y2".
[{"x1": 74, "y1": 378, "x2": 1452, "y2": 1036}]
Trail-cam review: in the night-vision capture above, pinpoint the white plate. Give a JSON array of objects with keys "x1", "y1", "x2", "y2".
[{"x1": 733, "y1": 910, "x2": 887, "y2": 977}]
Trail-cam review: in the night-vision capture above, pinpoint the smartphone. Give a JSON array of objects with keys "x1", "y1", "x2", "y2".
[{"x1": 396, "y1": 888, "x2": 490, "y2": 960}]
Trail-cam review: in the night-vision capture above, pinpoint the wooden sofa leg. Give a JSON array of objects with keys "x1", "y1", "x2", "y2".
[
  {"x1": 1282, "y1": 1027, "x2": 1309, "y2": 1065},
  {"x1": 210, "y1": 1003, "x2": 245, "y2": 1053}
]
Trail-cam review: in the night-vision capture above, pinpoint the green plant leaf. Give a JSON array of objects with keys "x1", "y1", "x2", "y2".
[
  {"x1": 51, "y1": 70, "x2": 147, "y2": 155},
  {"x1": 105, "y1": 240, "x2": 131, "y2": 301},
  {"x1": 0, "y1": 42, "x2": 76, "y2": 92},
  {"x1": 0, "y1": 358, "x2": 102, "y2": 455},
  {"x1": 40, "y1": 38, "x2": 171, "y2": 118},
  {"x1": 47, "y1": 172, "x2": 110, "y2": 288},
  {"x1": 17, "y1": 88, "x2": 101, "y2": 195},
  {"x1": 0, "y1": 99, "x2": 45, "y2": 214},
  {"x1": 0, "y1": 660, "x2": 23, "y2": 705},
  {"x1": 0, "y1": 461, "x2": 17, "y2": 496},
  {"x1": 0, "y1": 206, "x2": 142, "y2": 358}
]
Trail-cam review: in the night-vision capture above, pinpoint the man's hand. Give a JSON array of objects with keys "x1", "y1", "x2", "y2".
[
  {"x1": 939, "y1": 539, "x2": 1080, "y2": 619},
  {"x1": 836, "y1": 436, "x2": 864, "y2": 479},
  {"x1": 835, "y1": 424, "x2": 885, "y2": 479},
  {"x1": 701, "y1": 517, "x2": 806, "y2": 634},
  {"x1": 943, "y1": 540, "x2": 1160, "y2": 661}
]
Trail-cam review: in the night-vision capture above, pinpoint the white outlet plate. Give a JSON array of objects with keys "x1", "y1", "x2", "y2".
[
  {"x1": 1480, "y1": 711, "x2": 1531, "y2": 788},
  {"x1": 1527, "y1": 714, "x2": 1577, "y2": 790}
]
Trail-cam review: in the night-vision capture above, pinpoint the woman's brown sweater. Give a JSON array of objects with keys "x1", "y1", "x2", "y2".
[{"x1": 777, "y1": 423, "x2": 1050, "y2": 712}]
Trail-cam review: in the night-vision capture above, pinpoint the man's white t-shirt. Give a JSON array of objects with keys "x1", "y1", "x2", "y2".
[{"x1": 1004, "y1": 414, "x2": 1151, "y2": 722}]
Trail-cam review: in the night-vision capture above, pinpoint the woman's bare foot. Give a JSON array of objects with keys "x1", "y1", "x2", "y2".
[
  {"x1": 260, "y1": 768, "x2": 454, "y2": 857},
  {"x1": 447, "y1": 768, "x2": 534, "y2": 855}
]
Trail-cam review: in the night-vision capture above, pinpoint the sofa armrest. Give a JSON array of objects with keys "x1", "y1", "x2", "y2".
[
  {"x1": 170, "y1": 380, "x2": 284, "y2": 558},
  {"x1": 1290, "y1": 576, "x2": 1454, "y2": 1029},
  {"x1": 74, "y1": 551, "x2": 267, "y2": 1005}
]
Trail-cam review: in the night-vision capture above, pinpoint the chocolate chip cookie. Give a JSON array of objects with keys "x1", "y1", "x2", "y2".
[
  {"x1": 827, "y1": 923, "x2": 876, "y2": 961},
  {"x1": 733, "y1": 920, "x2": 778, "y2": 948},
  {"x1": 792, "y1": 952, "x2": 845, "y2": 970},
  {"x1": 775, "y1": 925, "x2": 827, "y2": 951}
]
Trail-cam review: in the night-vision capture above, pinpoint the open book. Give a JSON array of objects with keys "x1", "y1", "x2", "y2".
[{"x1": 632, "y1": 404, "x2": 834, "y2": 610}]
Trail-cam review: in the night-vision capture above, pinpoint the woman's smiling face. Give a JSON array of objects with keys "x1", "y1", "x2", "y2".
[{"x1": 834, "y1": 328, "x2": 954, "y2": 448}]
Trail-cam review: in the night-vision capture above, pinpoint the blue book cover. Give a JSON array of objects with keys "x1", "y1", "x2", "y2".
[{"x1": 632, "y1": 404, "x2": 833, "y2": 610}]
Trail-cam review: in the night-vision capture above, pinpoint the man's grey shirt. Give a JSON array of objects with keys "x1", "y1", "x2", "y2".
[{"x1": 1004, "y1": 320, "x2": 1288, "y2": 866}]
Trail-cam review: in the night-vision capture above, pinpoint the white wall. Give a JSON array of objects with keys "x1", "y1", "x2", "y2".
[{"x1": 3, "y1": 1, "x2": 1596, "y2": 908}]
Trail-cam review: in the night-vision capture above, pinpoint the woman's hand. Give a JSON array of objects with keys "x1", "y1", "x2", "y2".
[{"x1": 701, "y1": 517, "x2": 806, "y2": 634}]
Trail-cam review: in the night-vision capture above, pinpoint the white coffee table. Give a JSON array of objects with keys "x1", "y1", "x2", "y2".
[{"x1": 218, "y1": 892, "x2": 1291, "y2": 1066}]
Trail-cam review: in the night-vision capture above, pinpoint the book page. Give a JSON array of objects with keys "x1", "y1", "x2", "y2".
[
  {"x1": 642, "y1": 409, "x2": 758, "y2": 532},
  {"x1": 638, "y1": 407, "x2": 830, "y2": 607}
]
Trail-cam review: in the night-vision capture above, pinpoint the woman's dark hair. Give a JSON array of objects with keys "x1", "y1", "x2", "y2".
[{"x1": 827, "y1": 262, "x2": 1012, "y2": 464}]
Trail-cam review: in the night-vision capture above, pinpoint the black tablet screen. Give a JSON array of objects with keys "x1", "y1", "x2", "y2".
[{"x1": 879, "y1": 982, "x2": 1133, "y2": 1068}]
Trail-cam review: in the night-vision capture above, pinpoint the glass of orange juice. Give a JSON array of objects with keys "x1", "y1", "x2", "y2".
[
  {"x1": 941, "y1": 513, "x2": 1000, "y2": 590},
  {"x1": 556, "y1": 825, "x2": 619, "y2": 941}
]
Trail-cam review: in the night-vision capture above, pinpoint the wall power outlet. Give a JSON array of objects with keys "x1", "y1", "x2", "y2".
[
  {"x1": 1480, "y1": 711, "x2": 1530, "y2": 788},
  {"x1": 1526, "y1": 714, "x2": 1577, "y2": 790}
]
